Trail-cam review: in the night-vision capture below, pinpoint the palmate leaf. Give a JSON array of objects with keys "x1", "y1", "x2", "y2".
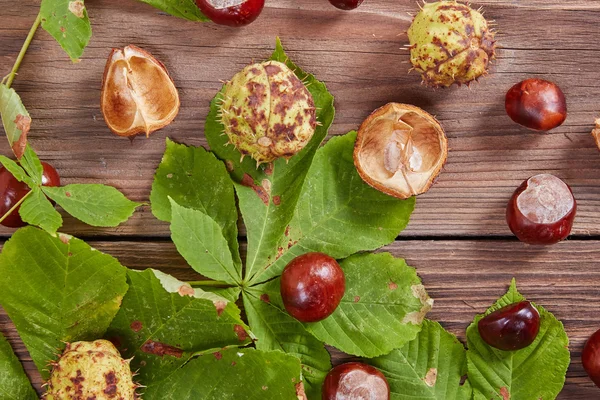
[
  {"x1": 0, "y1": 85, "x2": 30, "y2": 159},
  {"x1": 143, "y1": 348, "x2": 303, "y2": 400},
  {"x1": 20, "y1": 145, "x2": 43, "y2": 185},
  {"x1": 205, "y1": 38, "x2": 335, "y2": 284},
  {"x1": 135, "y1": 0, "x2": 210, "y2": 22},
  {"x1": 0, "y1": 227, "x2": 128, "y2": 379},
  {"x1": 43, "y1": 184, "x2": 141, "y2": 227},
  {"x1": 19, "y1": 187, "x2": 63, "y2": 234},
  {"x1": 106, "y1": 269, "x2": 251, "y2": 386},
  {"x1": 369, "y1": 320, "x2": 472, "y2": 400},
  {"x1": 0, "y1": 332, "x2": 37, "y2": 400},
  {"x1": 466, "y1": 279, "x2": 569, "y2": 400},
  {"x1": 0, "y1": 156, "x2": 34, "y2": 187},
  {"x1": 40, "y1": 0, "x2": 92, "y2": 61},
  {"x1": 150, "y1": 139, "x2": 241, "y2": 266},
  {"x1": 252, "y1": 253, "x2": 432, "y2": 358},
  {"x1": 251, "y1": 131, "x2": 415, "y2": 284},
  {"x1": 243, "y1": 288, "x2": 331, "y2": 399}
]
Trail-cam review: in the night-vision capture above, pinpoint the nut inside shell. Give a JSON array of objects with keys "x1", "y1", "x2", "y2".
[
  {"x1": 353, "y1": 103, "x2": 448, "y2": 199},
  {"x1": 101, "y1": 45, "x2": 180, "y2": 137}
]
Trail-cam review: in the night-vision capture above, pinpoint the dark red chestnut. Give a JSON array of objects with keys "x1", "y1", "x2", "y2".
[
  {"x1": 505, "y1": 78, "x2": 567, "y2": 131},
  {"x1": 0, "y1": 162, "x2": 60, "y2": 228},
  {"x1": 506, "y1": 174, "x2": 576, "y2": 245},
  {"x1": 322, "y1": 362, "x2": 390, "y2": 400},
  {"x1": 478, "y1": 301, "x2": 540, "y2": 351},
  {"x1": 280, "y1": 252, "x2": 345, "y2": 323},
  {"x1": 329, "y1": 0, "x2": 364, "y2": 10},
  {"x1": 583, "y1": 328, "x2": 600, "y2": 388},
  {"x1": 195, "y1": 0, "x2": 265, "y2": 27}
]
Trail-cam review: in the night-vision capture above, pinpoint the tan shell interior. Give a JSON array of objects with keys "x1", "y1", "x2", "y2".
[
  {"x1": 592, "y1": 119, "x2": 600, "y2": 150},
  {"x1": 101, "y1": 45, "x2": 179, "y2": 137},
  {"x1": 354, "y1": 103, "x2": 448, "y2": 199}
]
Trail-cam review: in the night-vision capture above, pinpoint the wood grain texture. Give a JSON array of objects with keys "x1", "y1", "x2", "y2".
[
  {"x1": 2, "y1": 0, "x2": 600, "y2": 399},
  {"x1": 1, "y1": 0, "x2": 600, "y2": 238},
  {"x1": 2, "y1": 239, "x2": 600, "y2": 398}
]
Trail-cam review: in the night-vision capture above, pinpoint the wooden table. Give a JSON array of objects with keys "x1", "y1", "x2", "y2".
[{"x1": 2, "y1": 0, "x2": 600, "y2": 398}]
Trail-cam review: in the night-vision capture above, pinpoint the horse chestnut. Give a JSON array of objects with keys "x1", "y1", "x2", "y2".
[
  {"x1": 583, "y1": 328, "x2": 600, "y2": 388},
  {"x1": 195, "y1": 0, "x2": 265, "y2": 27},
  {"x1": 329, "y1": 0, "x2": 364, "y2": 10},
  {"x1": 322, "y1": 362, "x2": 390, "y2": 400},
  {"x1": 280, "y1": 252, "x2": 345, "y2": 323},
  {"x1": 506, "y1": 174, "x2": 576, "y2": 245},
  {"x1": 0, "y1": 162, "x2": 60, "y2": 228},
  {"x1": 505, "y1": 78, "x2": 567, "y2": 131},
  {"x1": 478, "y1": 301, "x2": 540, "y2": 351}
]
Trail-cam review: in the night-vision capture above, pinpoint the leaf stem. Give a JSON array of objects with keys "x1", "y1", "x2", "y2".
[
  {"x1": 5, "y1": 13, "x2": 42, "y2": 89},
  {"x1": 187, "y1": 280, "x2": 233, "y2": 287},
  {"x1": 0, "y1": 189, "x2": 32, "y2": 224}
]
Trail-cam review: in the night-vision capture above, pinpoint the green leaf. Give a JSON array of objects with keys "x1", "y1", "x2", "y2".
[
  {"x1": 0, "y1": 227, "x2": 128, "y2": 379},
  {"x1": 205, "y1": 38, "x2": 335, "y2": 284},
  {"x1": 369, "y1": 320, "x2": 472, "y2": 400},
  {"x1": 135, "y1": 0, "x2": 209, "y2": 21},
  {"x1": 106, "y1": 269, "x2": 251, "y2": 387},
  {"x1": 40, "y1": 0, "x2": 92, "y2": 61},
  {"x1": 169, "y1": 200, "x2": 241, "y2": 284},
  {"x1": 243, "y1": 289, "x2": 331, "y2": 399},
  {"x1": 0, "y1": 332, "x2": 37, "y2": 400},
  {"x1": 19, "y1": 188, "x2": 63, "y2": 234},
  {"x1": 0, "y1": 85, "x2": 30, "y2": 159},
  {"x1": 0, "y1": 156, "x2": 34, "y2": 187},
  {"x1": 308, "y1": 253, "x2": 431, "y2": 357},
  {"x1": 20, "y1": 145, "x2": 43, "y2": 185},
  {"x1": 43, "y1": 184, "x2": 140, "y2": 227},
  {"x1": 466, "y1": 279, "x2": 570, "y2": 400},
  {"x1": 143, "y1": 348, "x2": 303, "y2": 399},
  {"x1": 150, "y1": 139, "x2": 240, "y2": 266},
  {"x1": 252, "y1": 131, "x2": 415, "y2": 285}
]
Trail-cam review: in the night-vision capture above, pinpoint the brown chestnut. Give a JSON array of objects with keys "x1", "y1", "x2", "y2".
[
  {"x1": 505, "y1": 78, "x2": 567, "y2": 131},
  {"x1": 506, "y1": 174, "x2": 576, "y2": 245},
  {"x1": 583, "y1": 328, "x2": 600, "y2": 388},
  {"x1": 478, "y1": 301, "x2": 540, "y2": 351},
  {"x1": 322, "y1": 362, "x2": 390, "y2": 400},
  {"x1": 280, "y1": 252, "x2": 345, "y2": 323}
]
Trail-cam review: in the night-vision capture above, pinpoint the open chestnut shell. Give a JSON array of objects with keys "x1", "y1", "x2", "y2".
[
  {"x1": 354, "y1": 103, "x2": 447, "y2": 199},
  {"x1": 592, "y1": 119, "x2": 600, "y2": 150},
  {"x1": 100, "y1": 45, "x2": 180, "y2": 137}
]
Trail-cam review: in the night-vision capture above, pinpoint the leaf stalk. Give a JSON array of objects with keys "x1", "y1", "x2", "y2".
[
  {"x1": 5, "y1": 13, "x2": 41, "y2": 89},
  {"x1": 0, "y1": 189, "x2": 32, "y2": 224}
]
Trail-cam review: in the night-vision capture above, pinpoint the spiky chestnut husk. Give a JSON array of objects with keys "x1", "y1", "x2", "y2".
[
  {"x1": 45, "y1": 340, "x2": 138, "y2": 400},
  {"x1": 219, "y1": 60, "x2": 317, "y2": 165},
  {"x1": 407, "y1": 1, "x2": 497, "y2": 87}
]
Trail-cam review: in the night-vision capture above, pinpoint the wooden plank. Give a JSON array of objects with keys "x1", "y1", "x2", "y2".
[
  {"x1": 2, "y1": 238, "x2": 600, "y2": 397},
  {"x1": 1, "y1": 0, "x2": 600, "y2": 238}
]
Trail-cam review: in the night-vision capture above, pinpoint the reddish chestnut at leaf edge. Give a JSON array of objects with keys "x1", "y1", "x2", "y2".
[
  {"x1": 0, "y1": 162, "x2": 60, "y2": 228},
  {"x1": 478, "y1": 301, "x2": 540, "y2": 351},
  {"x1": 505, "y1": 78, "x2": 567, "y2": 131},
  {"x1": 322, "y1": 362, "x2": 390, "y2": 400},
  {"x1": 506, "y1": 174, "x2": 576, "y2": 245},
  {"x1": 582, "y1": 328, "x2": 600, "y2": 388},
  {"x1": 195, "y1": 0, "x2": 265, "y2": 27},
  {"x1": 280, "y1": 252, "x2": 345, "y2": 323},
  {"x1": 329, "y1": 0, "x2": 364, "y2": 10}
]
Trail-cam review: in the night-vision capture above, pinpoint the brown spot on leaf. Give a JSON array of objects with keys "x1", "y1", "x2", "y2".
[
  {"x1": 276, "y1": 246, "x2": 284, "y2": 259},
  {"x1": 285, "y1": 225, "x2": 290, "y2": 237},
  {"x1": 12, "y1": 114, "x2": 31, "y2": 159},
  {"x1": 241, "y1": 174, "x2": 269, "y2": 205},
  {"x1": 500, "y1": 387, "x2": 510, "y2": 400},
  {"x1": 295, "y1": 382, "x2": 307, "y2": 400},
  {"x1": 214, "y1": 300, "x2": 227, "y2": 317},
  {"x1": 141, "y1": 340, "x2": 183, "y2": 358},
  {"x1": 214, "y1": 351, "x2": 222, "y2": 360},
  {"x1": 423, "y1": 368, "x2": 437, "y2": 387},
  {"x1": 354, "y1": 296, "x2": 360, "y2": 303},
  {"x1": 388, "y1": 282, "x2": 398, "y2": 290},
  {"x1": 273, "y1": 195, "x2": 281, "y2": 205},
  {"x1": 59, "y1": 234, "x2": 71, "y2": 244},
  {"x1": 262, "y1": 386, "x2": 268, "y2": 390},
  {"x1": 234, "y1": 324, "x2": 248, "y2": 341},
  {"x1": 225, "y1": 160, "x2": 234, "y2": 172},
  {"x1": 68, "y1": 0, "x2": 85, "y2": 18},
  {"x1": 65, "y1": 191, "x2": 72, "y2": 198},
  {"x1": 130, "y1": 320, "x2": 142, "y2": 332},
  {"x1": 178, "y1": 284, "x2": 195, "y2": 297},
  {"x1": 264, "y1": 163, "x2": 273, "y2": 175},
  {"x1": 260, "y1": 294, "x2": 270, "y2": 303}
]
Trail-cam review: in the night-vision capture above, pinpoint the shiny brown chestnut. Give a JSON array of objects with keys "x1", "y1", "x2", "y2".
[
  {"x1": 195, "y1": 0, "x2": 265, "y2": 26},
  {"x1": 329, "y1": 0, "x2": 364, "y2": 10},
  {"x1": 505, "y1": 78, "x2": 567, "y2": 131},
  {"x1": 583, "y1": 328, "x2": 600, "y2": 388},
  {"x1": 506, "y1": 174, "x2": 576, "y2": 245},
  {"x1": 322, "y1": 362, "x2": 390, "y2": 400},
  {"x1": 478, "y1": 301, "x2": 540, "y2": 351},
  {"x1": 280, "y1": 252, "x2": 345, "y2": 323}
]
